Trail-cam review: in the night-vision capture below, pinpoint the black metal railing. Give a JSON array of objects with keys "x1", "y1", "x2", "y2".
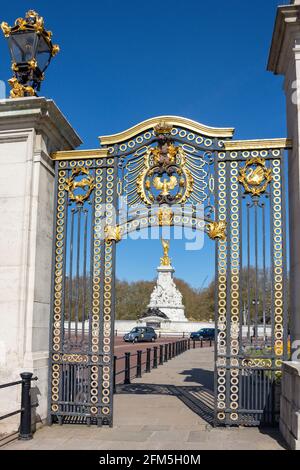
[
  {"x1": 0, "y1": 372, "x2": 37, "y2": 440},
  {"x1": 113, "y1": 338, "x2": 214, "y2": 391}
]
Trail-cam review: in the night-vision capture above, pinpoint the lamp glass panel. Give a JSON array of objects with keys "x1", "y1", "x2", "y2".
[
  {"x1": 8, "y1": 32, "x2": 36, "y2": 63},
  {"x1": 36, "y1": 35, "x2": 51, "y2": 72}
]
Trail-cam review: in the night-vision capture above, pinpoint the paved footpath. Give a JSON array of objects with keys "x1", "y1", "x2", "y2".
[{"x1": 3, "y1": 348, "x2": 286, "y2": 450}]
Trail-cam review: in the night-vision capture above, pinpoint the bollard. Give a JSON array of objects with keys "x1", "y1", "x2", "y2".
[
  {"x1": 124, "y1": 352, "x2": 131, "y2": 385},
  {"x1": 164, "y1": 343, "x2": 168, "y2": 362},
  {"x1": 172, "y1": 342, "x2": 175, "y2": 358},
  {"x1": 19, "y1": 372, "x2": 33, "y2": 440},
  {"x1": 136, "y1": 350, "x2": 142, "y2": 378},
  {"x1": 153, "y1": 346, "x2": 158, "y2": 369},
  {"x1": 201, "y1": 339, "x2": 203, "y2": 348},
  {"x1": 159, "y1": 345, "x2": 164, "y2": 365},
  {"x1": 193, "y1": 339, "x2": 196, "y2": 349},
  {"x1": 188, "y1": 338, "x2": 190, "y2": 350},
  {"x1": 115, "y1": 329, "x2": 118, "y2": 336},
  {"x1": 113, "y1": 356, "x2": 117, "y2": 393},
  {"x1": 176, "y1": 341, "x2": 179, "y2": 356},
  {"x1": 146, "y1": 348, "x2": 151, "y2": 372},
  {"x1": 209, "y1": 339, "x2": 212, "y2": 347},
  {"x1": 168, "y1": 343, "x2": 172, "y2": 360}
]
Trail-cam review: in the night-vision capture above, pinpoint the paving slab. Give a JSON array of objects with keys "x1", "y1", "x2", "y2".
[{"x1": 2, "y1": 348, "x2": 285, "y2": 450}]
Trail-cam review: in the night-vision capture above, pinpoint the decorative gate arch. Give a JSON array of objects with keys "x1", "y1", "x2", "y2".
[{"x1": 49, "y1": 116, "x2": 291, "y2": 426}]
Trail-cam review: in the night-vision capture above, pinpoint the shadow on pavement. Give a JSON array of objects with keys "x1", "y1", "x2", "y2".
[{"x1": 116, "y1": 374, "x2": 215, "y2": 426}]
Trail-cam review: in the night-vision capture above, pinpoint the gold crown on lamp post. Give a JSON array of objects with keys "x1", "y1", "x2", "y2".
[{"x1": 1, "y1": 10, "x2": 60, "y2": 98}]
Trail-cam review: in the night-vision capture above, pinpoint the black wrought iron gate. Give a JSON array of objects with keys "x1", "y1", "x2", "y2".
[
  {"x1": 49, "y1": 117, "x2": 290, "y2": 426},
  {"x1": 49, "y1": 150, "x2": 118, "y2": 425}
]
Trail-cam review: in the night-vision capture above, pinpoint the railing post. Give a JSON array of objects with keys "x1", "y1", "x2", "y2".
[
  {"x1": 113, "y1": 356, "x2": 117, "y2": 393},
  {"x1": 164, "y1": 343, "x2": 168, "y2": 362},
  {"x1": 153, "y1": 346, "x2": 158, "y2": 369},
  {"x1": 136, "y1": 350, "x2": 142, "y2": 378},
  {"x1": 19, "y1": 372, "x2": 33, "y2": 440},
  {"x1": 159, "y1": 345, "x2": 164, "y2": 365},
  {"x1": 124, "y1": 352, "x2": 131, "y2": 385},
  {"x1": 146, "y1": 348, "x2": 151, "y2": 372},
  {"x1": 165, "y1": 344, "x2": 168, "y2": 362}
]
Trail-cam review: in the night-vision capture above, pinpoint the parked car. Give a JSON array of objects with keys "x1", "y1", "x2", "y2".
[
  {"x1": 123, "y1": 327, "x2": 157, "y2": 343},
  {"x1": 190, "y1": 328, "x2": 216, "y2": 341}
]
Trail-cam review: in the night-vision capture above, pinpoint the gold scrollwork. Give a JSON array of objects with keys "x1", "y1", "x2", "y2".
[
  {"x1": 65, "y1": 167, "x2": 95, "y2": 204},
  {"x1": 1, "y1": 10, "x2": 59, "y2": 54},
  {"x1": 206, "y1": 221, "x2": 227, "y2": 241},
  {"x1": 104, "y1": 225, "x2": 122, "y2": 243},
  {"x1": 61, "y1": 354, "x2": 88, "y2": 363},
  {"x1": 239, "y1": 157, "x2": 272, "y2": 196},
  {"x1": 8, "y1": 77, "x2": 35, "y2": 98},
  {"x1": 1, "y1": 22, "x2": 11, "y2": 36},
  {"x1": 241, "y1": 358, "x2": 272, "y2": 368}
]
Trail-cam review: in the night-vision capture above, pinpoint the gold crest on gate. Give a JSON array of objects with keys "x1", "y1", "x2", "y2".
[{"x1": 238, "y1": 157, "x2": 272, "y2": 196}]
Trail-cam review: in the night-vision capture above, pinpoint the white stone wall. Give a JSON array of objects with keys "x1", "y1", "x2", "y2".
[
  {"x1": 280, "y1": 362, "x2": 300, "y2": 450},
  {"x1": 0, "y1": 97, "x2": 81, "y2": 434},
  {"x1": 268, "y1": 3, "x2": 300, "y2": 449}
]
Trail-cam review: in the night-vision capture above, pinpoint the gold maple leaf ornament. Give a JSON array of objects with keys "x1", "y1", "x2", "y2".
[{"x1": 206, "y1": 221, "x2": 227, "y2": 241}]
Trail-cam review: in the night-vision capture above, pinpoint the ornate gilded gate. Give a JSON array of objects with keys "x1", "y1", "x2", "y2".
[{"x1": 49, "y1": 116, "x2": 290, "y2": 426}]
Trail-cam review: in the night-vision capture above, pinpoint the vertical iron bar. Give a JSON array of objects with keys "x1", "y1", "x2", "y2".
[
  {"x1": 124, "y1": 352, "x2": 131, "y2": 385},
  {"x1": 159, "y1": 345, "x2": 164, "y2": 365},
  {"x1": 146, "y1": 348, "x2": 151, "y2": 373},
  {"x1": 113, "y1": 356, "x2": 117, "y2": 393},
  {"x1": 75, "y1": 208, "x2": 82, "y2": 340},
  {"x1": 136, "y1": 350, "x2": 142, "y2": 378},
  {"x1": 153, "y1": 346, "x2": 158, "y2": 369}
]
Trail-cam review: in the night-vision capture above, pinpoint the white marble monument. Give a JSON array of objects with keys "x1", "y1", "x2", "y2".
[{"x1": 142, "y1": 240, "x2": 187, "y2": 324}]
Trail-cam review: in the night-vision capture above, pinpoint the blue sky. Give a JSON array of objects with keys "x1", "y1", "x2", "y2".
[{"x1": 0, "y1": 0, "x2": 289, "y2": 288}]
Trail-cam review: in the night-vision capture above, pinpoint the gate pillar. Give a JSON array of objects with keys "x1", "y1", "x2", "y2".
[
  {"x1": 268, "y1": 1, "x2": 300, "y2": 346},
  {"x1": 0, "y1": 97, "x2": 81, "y2": 433},
  {"x1": 268, "y1": 0, "x2": 300, "y2": 449}
]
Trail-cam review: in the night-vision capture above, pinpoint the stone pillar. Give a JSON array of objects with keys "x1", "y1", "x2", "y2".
[
  {"x1": 268, "y1": 1, "x2": 300, "y2": 449},
  {"x1": 268, "y1": 2, "x2": 300, "y2": 345},
  {"x1": 0, "y1": 97, "x2": 81, "y2": 434}
]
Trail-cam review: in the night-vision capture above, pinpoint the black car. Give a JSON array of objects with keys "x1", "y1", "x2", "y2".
[
  {"x1": 190, "y1": 328, "x2": 216, "y2": 341},
  {"x1": 123, "y1": 327, "x2": 157, "y2": 343}
]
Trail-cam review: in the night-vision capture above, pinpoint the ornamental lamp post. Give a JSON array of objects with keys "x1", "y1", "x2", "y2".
[{"x1": 1, "y1": 10, "x2": 59, "y2": 98}]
